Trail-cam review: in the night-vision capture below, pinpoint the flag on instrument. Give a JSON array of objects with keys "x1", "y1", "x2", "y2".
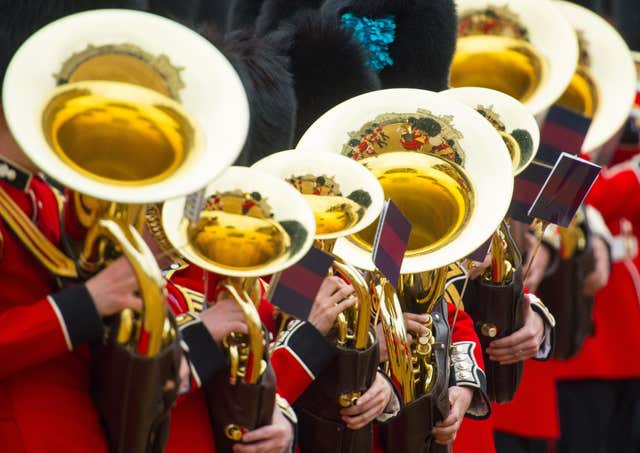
[
  {"x1": 268, "y1": 246, "x2": 334, "y2": 320},
  {"x1": 536, "y1": 105, "x2": 593, "y2": 165},
  {"x1": 467, "y1": 235, "x2": 493, "y2": 263},
  {"x1": 528, "y1": 153, "x2": 601, "y2": 227},
  {"x1": 507, "y1": 161, "x2": 553, "y2": 223},
  {"x1": 373, "y1": 199, "x2": 412, "y2": 287}
]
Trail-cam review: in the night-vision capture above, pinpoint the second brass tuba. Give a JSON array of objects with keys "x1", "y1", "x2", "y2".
[
  {"x1": 251, "y1": 149, "x2": 386, "y2": 453},
  {"x1": 298, "y1": 88, "x2": 514, "y2": 451},
  {"x1": 161, "y1": 166, "x2": 316, "y2": 450}
]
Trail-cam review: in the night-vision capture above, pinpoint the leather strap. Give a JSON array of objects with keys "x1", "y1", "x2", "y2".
[{"x1": 0, "y1": 186, "x2": 77, "y2": 278}]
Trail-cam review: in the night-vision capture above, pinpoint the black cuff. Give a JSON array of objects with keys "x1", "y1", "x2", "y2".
[
  {"x1": 450, "y1": 341, "x2": 491, "y2": 420},
  {"x1": 50, "y1": 284, "x2": 103, "y2": 349},
  {"x1": 178, "y1": 314, "x2": 227, "y2": 386},
  {"x1": 274, "y1": 321, "x2": 337, "y2": 379}
]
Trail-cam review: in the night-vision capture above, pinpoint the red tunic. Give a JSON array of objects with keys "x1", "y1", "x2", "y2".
[
  {"x1": 553, "y1": 164, "x2": 640, "y2": 380},
  {"x1": 0, "y1": 178, "x2": 107, "y2": 452}
]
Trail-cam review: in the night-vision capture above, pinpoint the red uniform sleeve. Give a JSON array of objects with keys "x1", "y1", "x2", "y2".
[
  {"x1": 0, "y1": 180, "x2": 104, "y2": 379},
  {"x1": 271, "y1": 320, "x2": 336, "y2": 404},
  {"x1": 0, "y1": 298, "x2": 68, "y2": 379},
  {"x1": 166, "y1": 280, "x2": 226, "y2": 392},
  {"x1": 0, "y1": 285, "x2": 104, "y2": 380}
]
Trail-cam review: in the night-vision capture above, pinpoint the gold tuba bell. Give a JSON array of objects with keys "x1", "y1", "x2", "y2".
[
  {"x1": 554, "y1": 1, "x2": 637, "y2": 162},
  {"x1": 251, "y1": 149, "x2": 385, "y2": 403},
  {"x1": 441, "y1": 86, "x2": 541, "y2": 284},
  {"x1": 450, "y1": 0, "x2": 579, "y2": 118}
]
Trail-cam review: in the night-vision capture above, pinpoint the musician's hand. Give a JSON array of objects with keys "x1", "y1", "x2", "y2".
[
  {"x1": 234, "y1": 405, "x2": 293, "y2": 453},
  {"x1": 523, "y1": 233, "x2": 551, "y2": 293},
  {"x1": 340, "y1": 372, "x2": 392, "y2": 430},
  {"x1": 583, "y1": 236, "x2": 610, "y2": 296},
  {"x1": 403, "y1": 312, "x2": 430, "y2": 338},
  {"x1": 86, "y1": 256, "x2": 142, "y2": 316},
  {"x1": 433, "y1": 385, "x2": 473, "y2": 445},
  {"x1": 200, "y1": 298, "x2": 248, "y2": 344},
  {"x1": 308, "y1": 276, "x2": 357, "y2": 336},
  {"x1": 485, "y1": 294, "x2": 544, "y2": 364}
]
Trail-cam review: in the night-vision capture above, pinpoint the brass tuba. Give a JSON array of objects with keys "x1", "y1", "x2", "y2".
[
  {"x1": 450, "y1": 0, "x2": 579, "y2": 118},
  {"x1": 251, "y1": 149, "x2": 385, "y2": 453},
  {"x1": 161, "y1": 165, "x2": 315, "y2": 449},
  {"x1": 298, "y1": 88, "x2": 513, "y2": 450},
  {"x1": 251, "y1": 150, "x2": 385, "y2": 350},
  {"x1": 2, "y1": 9, "x2": 249, "y2": 452},
  {"x1": 554, "y1": 0, "x2": 637, "y2": 162}
]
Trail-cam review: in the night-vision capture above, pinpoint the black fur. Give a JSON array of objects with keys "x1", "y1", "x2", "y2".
[
  {"x1": 227, "y1": 0, "x2": 321, "y2": 35},
  {"x1": 226, "y1": 0, "x2": 264, "y2": 32},
  {"x1": 0, "y1": 0, "x2": 145, "y2": 89},
  {"x1": 327, "y1": 0, "x2": 458, "y2": 91},
  {"x1": 282, "y1": 10, "x2": 381, "y2": 142},
  {"x1": 148, "y1": 0, "x2": 203, "y2": 27},
  {"x1": 222, "y1": 29, "x2": 296, "y2": 165},
  {"x1": 254, "y1": 0, "x2": 322, "y2": 35},
  {"x1": 147, "y1": 0, "x2": 229, "y2": 43}
]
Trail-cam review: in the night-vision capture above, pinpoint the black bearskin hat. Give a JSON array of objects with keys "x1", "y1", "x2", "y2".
[
  {"x1": 0, "y1": 0, "x2": 146, "y2": 90},
  {"x1": 221, "y1": 29, "x2": 297, "y2": 165},
  {"x1": 326, "y1": 0, "x2": 458, "y2": 92}
]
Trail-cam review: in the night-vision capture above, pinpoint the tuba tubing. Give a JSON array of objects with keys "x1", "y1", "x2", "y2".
[{"x1": 220, "y1": 280, "x2": 266, "y2": 385}]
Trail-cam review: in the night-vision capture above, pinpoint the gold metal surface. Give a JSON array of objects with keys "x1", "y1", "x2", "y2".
[
  {"x1": 164, "y1": 190, "x2": 278, "y2": 385},
  {"x1": 342, "y1": 110, "x2": 465, "y2": 166},
  {"x1": 42, "y1": 81, "x2": 195, "y2": 186},
  {"x1": 40, "y1": 81, "x2": 199, "y2": 356},
  {"x1": 373, "y1": 275, "x2": 414, "y2": 403},
  {"x1": 305, "y1": 195, "x2": 364, "y2": 236},
  {"x1": 557, "y1": 67, "x2": 599, "y2": 118},
  {"x1": 350, "y1": 153, "x2": 473, "y2": 257},
  {"x1": 558, "y1": 210, "x2": 587, "y2": 260},
  {"x1": 188, "y1": 211, "x2": 290, "y2": 271},
  {"x1": 222, "y1": 281, "x2": 266, "y2": 385},
  {"x1": 451, "y1": 35, "x2": 547, "y2": 103},
  {"x1": 283, "y1": 165, "x2": 377, "y2": 352},
  {"x1": 225, "y1": 424, "x2": 243, "y2": 441},
  {"x1": 89, "y1": 218, "x2": 167, "y2": 356},
  {"x1": 480, "y1": 323, "x2": 498, "y2": 338}
]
